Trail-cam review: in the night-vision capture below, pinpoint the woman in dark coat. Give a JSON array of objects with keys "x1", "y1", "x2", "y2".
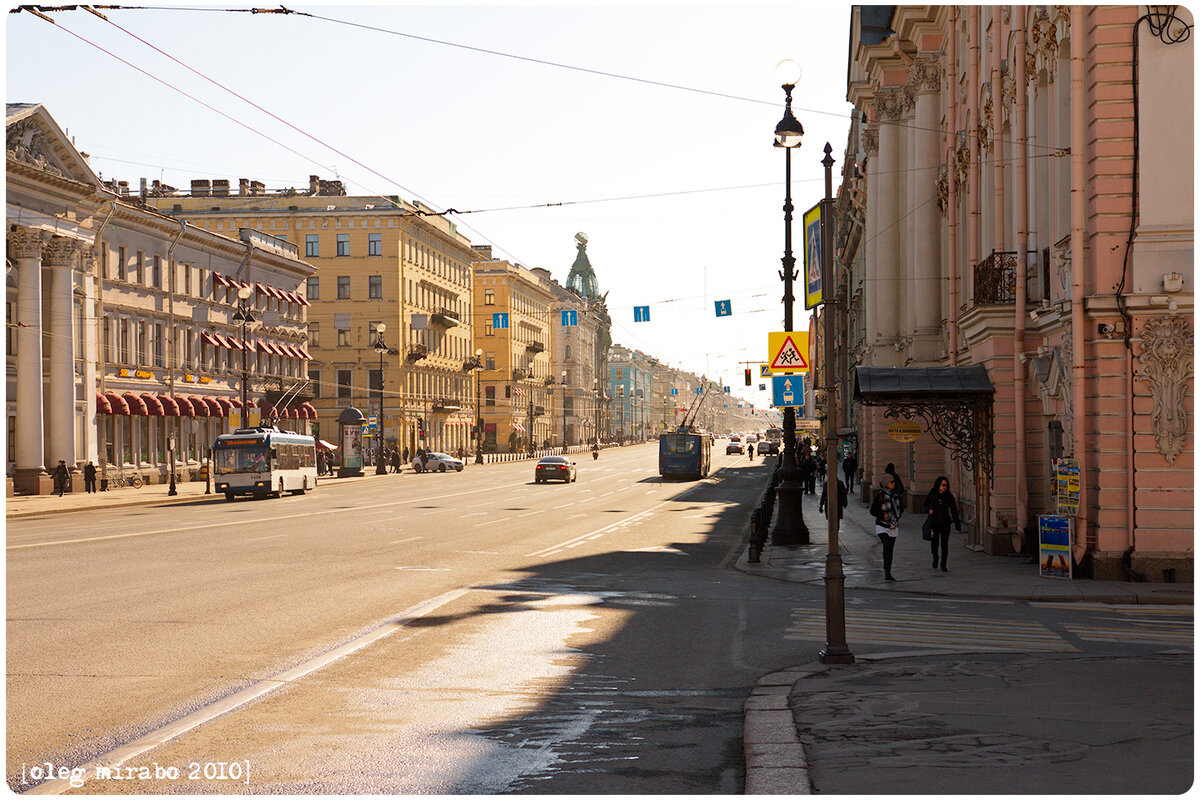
[
  {"x1": 884, "y1": 463, "x2": 906, "y2": 510},
  {"x1": 923, "y1": 475, "x2": 962, "y2": 571}
]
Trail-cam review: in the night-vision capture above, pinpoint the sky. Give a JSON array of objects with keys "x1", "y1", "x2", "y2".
[{"x1": 5, "y1": 1, "x2": 855, "y2": 414}]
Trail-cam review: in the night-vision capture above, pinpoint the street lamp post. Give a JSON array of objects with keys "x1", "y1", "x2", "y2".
[
  {"x1": 372, "y1": 323, "x2": 387, "y2": 475},
  {"x1": 819, "y1": 142, "x2": 854, "y2": 664},
  {"x1": 474, "y1": 348, "x2": 484, "y2": 464},
  {"x1": 769, "y1": 59, "x2": 810, "y2": 546},
  {"x1": 561, "y1": 370, "x2": 569, "y2": 453},
  {"x1": 232, "y1": 286, "x2": 255, "y2": 424}
]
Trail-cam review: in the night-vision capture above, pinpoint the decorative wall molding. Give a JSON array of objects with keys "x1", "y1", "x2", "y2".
[
  {"x1": 6, "y1": 119, "x2": 67, "y2": 180},
  {"x1": 862, "y1": 127, "x2": 878, "y2": 156},
  {"x1": 1137, "y1": 315, "x2": 1194, "y2": 465},
  {"x1": 936, "y1": 165, "x2": 949, "y2": 216}
]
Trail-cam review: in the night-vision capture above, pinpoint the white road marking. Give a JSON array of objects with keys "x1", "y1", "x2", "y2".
[
  {"x1": 245, "y1": 533, "x2": 288, "y2": 542},
  {"x1": 21, "y1": 589, "x2": 470, "y2": 795},
  {"x1": 390, "y1": 536, "x2": 423, "y2": 545},
  {"x1": 474, "y1": 518, "x2": 511, "y2": 527}
]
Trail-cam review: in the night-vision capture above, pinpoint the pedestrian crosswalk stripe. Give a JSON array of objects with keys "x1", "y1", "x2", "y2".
[
  {"x1": 786, "y1": 609, "x2": 1077, "y2": 653},
  {"x1": 1063, "y1": 624, "x2": 1194, "y2": 646}
]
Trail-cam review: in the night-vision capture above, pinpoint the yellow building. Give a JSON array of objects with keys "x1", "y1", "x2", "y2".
[
  {"x1": 471, "y1": 255, "x2": 556, "y2": 452},
  {"x1": 149, "y1": 177, "x2": 477, "y2": 457}
]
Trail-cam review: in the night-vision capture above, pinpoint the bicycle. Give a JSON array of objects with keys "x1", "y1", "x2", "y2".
[{"x1": 104, "y1": 467, "x2": 143, "y2": 489}]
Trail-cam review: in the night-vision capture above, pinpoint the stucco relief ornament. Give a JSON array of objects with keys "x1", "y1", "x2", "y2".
[
  {"x1": 1028, "y1": 7, "x2": 1061, "y2": 85},
  {"x1": 908, "y1": 57, "x2": 941, "y2": 92},
  {"x1": 6, "y1": 120, "x2": 67, "y2": 180},
  {"x1": 861, "y1": 127, "x2": 878, "y2": 156},
  {"x1": 1137, "y1": 315, "x2": 1193, "y2": 465},
  {"x1": 43, "y1": 236, "x2": 78, "y2": 268},
  {"x1": 978, "y1": 88, "x2": 993, "y2": 154},
  {"x1": 7, "y1": 227, "x2": 44, "y2": 260},
  {"x1": 936, "y1": 165, "x2": 949, "y2": 216},
  {"x1": 874, "y1": 86, "x2": 914, "y2": 122},
  {"x1": 954, "y1": 133, "x2": 970, "y2": 199},
  {"x1": 1058, "y1": 334, "x2": 1074, "y2": 456}
]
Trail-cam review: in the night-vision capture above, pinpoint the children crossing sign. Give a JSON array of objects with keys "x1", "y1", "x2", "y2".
[{"x1": 767, "y1": 331, "x2": 810, "y2": 373}]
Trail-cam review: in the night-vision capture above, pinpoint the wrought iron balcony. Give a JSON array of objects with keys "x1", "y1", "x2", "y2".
[
  {"x1": 406, "y1": 343, "x2": 428, "y2": 363},
  {"x1": 974, "y1": 251, "x2": 1018, "y2": 306},
  {"x1": 430, "y1": 307, "x2": 461, "y2": 328},
  {"x1": 526, "y1": 340, "x2": 545, "y2": 353},
  {"x1": 432, "y1": 400, "x2": 463, "y2": 412},
  {"x1": 462, "y1": 356, "x2": 483, "y2": 372},
  {"x1": 512, "y1": 367, "x2": 527, "y2": 381}
]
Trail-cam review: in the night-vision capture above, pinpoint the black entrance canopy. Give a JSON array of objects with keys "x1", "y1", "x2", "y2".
[{"x1": 853, "y1": 365, "x2": 994, "y2": 478}]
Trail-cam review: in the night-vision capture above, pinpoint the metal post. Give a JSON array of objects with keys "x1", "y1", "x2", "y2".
[
  {"x1": 375, "y1": 332, "x2": 386, "y2": 475},
  {"x1": 819, "y1": 142, "x2": 853, "y2": 665},
  {"x1": 168, "y1": 432, "x2": 177, "y2": 496},
  {"x1": 769, "y1": 82, "x2": 809, "y2": 545}
]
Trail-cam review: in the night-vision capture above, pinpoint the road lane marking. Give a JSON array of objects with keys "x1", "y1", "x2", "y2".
[
  {"x1": 390, "y1": 536, "x2": 423, "y2": 544},
  {"x1": 20, "y1": 588, "x2": 470, "y2": 795},
  {"x1": 462, "y1": 512, "x2": 488, "y2": 518},
  {"x1": 245, "y1": 533, "x2": 288, "y2": 542},
  {"x1": 474, "y1": 518, "x2": 511, "y2": 527},
  {"x1": 394, "y1": 567, "x2": 451, "y2": 571},
  {"x1": 517, "y1": 509, "x2": 545, "y2": 517},
  {"x1": 7, "y1": 479, "x2": 534, "y2": 551}
]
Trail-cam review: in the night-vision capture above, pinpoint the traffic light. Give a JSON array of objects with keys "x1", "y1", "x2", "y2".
[
  {"x1": 418, "y1": 417, "x2": 425, "y2": 438},
  {"x1": 744, "y1": 369, "x2": 752, "y2": 386}
]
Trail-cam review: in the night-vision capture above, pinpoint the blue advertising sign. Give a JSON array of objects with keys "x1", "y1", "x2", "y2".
[
  {"x1": 1038, "y1": 515, "x2": 1073, "y2": 579},
  {"x1": 492, "y1": 312, "x2": 509, "y2": 329},
  {"x1": 772, "y1": 374, "x2": 804, "y2": 408}
]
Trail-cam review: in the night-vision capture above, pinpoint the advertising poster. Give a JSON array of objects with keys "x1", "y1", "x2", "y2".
[
  {"x1": 342, "y1": 424, "x2": 363, "y2": 470},
  {"x1": 1038, "y1": 514, "x2": 1073, "y2": 579},
  {"x1": 1055, "y1": 458, "x2": 1080, "y2": 514},
  {"x1": 803, "y1": 203, "x2": 823, "y2": 309}
]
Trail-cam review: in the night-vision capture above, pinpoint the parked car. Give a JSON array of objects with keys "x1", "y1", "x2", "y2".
[
  {"x1": 411, "y1": 452, "x2": 464, "y2": 473},
  {"x1": 535, "y1": 455, "x2": 577, "y2": 483},
  {"x1": 757, "y1": 440, "x2": 774, "y2": 455}
]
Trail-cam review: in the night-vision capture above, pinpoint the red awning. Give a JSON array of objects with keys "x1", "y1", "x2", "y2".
[
  {"x1": 243, "y1": 339, "x2": 256, "y2": 353},
  {"x1": 316, "y1": 439, "x2": 337, "y2": 450},
  {"x1": 122, "y1": 392, "x2": 148, "y2": 415},
  {"x1": 104, "y1": 392, "x2": 129, "y2": 415},
  {"x1": 255, "y1": 282, "x2": 268, "y2": 296},
  {"x1": 212, "y1": 273, "x2": 228, "y2": 288},
  {"x1": 227, "y1": 336, "x2": 243, "y2": 351},
  {"x1": 175, "y1": 396, "x2": 195, "y2": 417},
  {"x1": 298, "y1": 346, "x2": 313, "y2": 360},
  {"x1": 297, "y1": 294, "x2": 312, "y2": 307},
  {"x1": 200, "y1": 331, "x2": 217, "y2": 346},
  {"x1": 203, "y1": 397, "x2": 223, "y2": 416},
  {"x1": 216, "y1": 397, "x2": 234, "y2": 415},
  {"x1": 300, "y1": 402, "x2": 317, "y2": 419},
  {"x1": 95, "y1": 392, "x2": 112, "y2": 415},
  {"x1": 140, "y1": 393, "x2": 164, "y2": 416},
  {"x1": 188, "y1": 396, "x2": 210, "y2": 417},
  {"x1": 158, "y1": 394, "x2": 179, "y2": 417}
]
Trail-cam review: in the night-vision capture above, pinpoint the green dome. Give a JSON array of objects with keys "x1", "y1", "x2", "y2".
[{"x1": 567, "y1": 232, "x2": 600, "y2": 300}]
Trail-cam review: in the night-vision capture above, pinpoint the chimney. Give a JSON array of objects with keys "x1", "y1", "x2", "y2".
[
  {"x1": 472, "y1": 245, "x2": 493, "y2": 261},
  {"x1": 212, "y1": 179, "x2": 230, "y2": 197},
  {"x1": 309, "y1": 175, "x2": 320, "y2": 195},
  {"x1": 190, "y1": 179, "x2": 211, "y2": 197},
  {"x1": 117, "y1": 181, "x2": 130, "y2": 196},
  {"x1": 250, "y1": 180, "x2": 265, "y2": 196},
  {"x1": 239, "y1": 178, "x2": 250, "y2": 196}
]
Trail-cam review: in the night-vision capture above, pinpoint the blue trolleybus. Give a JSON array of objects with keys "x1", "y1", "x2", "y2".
[
  {"x1": 213, "y1": 427, "x2": 318, "y2": 500},
  {"x1": 658, "y1": 428, "x2": 712, "y2": 480}
]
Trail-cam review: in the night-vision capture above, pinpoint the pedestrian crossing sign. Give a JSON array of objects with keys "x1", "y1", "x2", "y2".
[
  {"x1": 767, "y1": 331, "x2": 810, "y2": 373},
  {"x1": 759, "y1": 364, "x2": 772, "y2": 378}
]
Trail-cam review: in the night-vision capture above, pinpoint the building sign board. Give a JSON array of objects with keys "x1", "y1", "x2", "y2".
[
  {"x1": 887, "y1": 419, "x2": 922, "y2": 443},
  {"x1": 1054, "y1": 458, "x2": 1080, "y2": 515},
  {"x1": 1038, "y1": 515, "x2": 1073, "y2": 579}
]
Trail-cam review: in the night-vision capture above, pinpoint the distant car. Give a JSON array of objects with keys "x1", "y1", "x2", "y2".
[
  {"x1": 411, "y1": 452, "x2": 464, "y2": 473},
  {"x1": 535, "y1": 455, "x2": 577, "y2": 483},
  {"x1": 726, "y1": 440, "x2": 744, "y2": 455},
  {"x1": 744, "y1": 434, "x2": 757, "y2": 444},
  {"x1": 757, "y1": 440, "x2": 773, "y2": 455}
]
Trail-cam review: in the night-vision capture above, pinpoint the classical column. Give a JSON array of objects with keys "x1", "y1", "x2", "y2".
[
  {"x1": 862, "y1": 125, "x2": 880, "y2": 348},
  {"x1": 45, "y1": 236, "x2": 80, "y2": 473},
  {"x1": 874, "y1": 86, "x2": 911, "y2": 361},
  {"x1": 910, "y1": 57, "x2": 944, "y2": 361},
  {"x1": 81, "y1": 246, "x2": 100, "y2": 465},
  {"x1": 9, "y1": 228, "x2": 50, "y2": 493}
]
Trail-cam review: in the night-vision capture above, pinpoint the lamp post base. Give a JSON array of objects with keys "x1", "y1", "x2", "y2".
[
  {"x1": 819, "y1": 553, "x2": 854, "y2": 664},
  {"x1": 770, "y1": 481, "x2": 810, "y2": 545}
]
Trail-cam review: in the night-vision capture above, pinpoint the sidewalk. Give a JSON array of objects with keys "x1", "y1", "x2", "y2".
[{"x1": 737, "y1": 477, "x2": 1194, "y2": 794}]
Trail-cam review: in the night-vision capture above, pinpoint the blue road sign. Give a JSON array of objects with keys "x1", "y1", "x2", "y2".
[
  {"x1": 671, "y1": 388, "x2": 678, "y2": 396},
  {"x1": 561, "y1": 310, "x2": 578, "y2": 326},
  {"x1": 715, "y1": 299, "x2": 731, "y2": 317},
  {"x1": 772, "y1": 374, "x2": 804, "y2": 408},
  {"x1": 493, "y1": 312, "x2": 509, "y2": 329},
  {"x1": 634, "y1": 305, "x2": 650, "y2": 322}
]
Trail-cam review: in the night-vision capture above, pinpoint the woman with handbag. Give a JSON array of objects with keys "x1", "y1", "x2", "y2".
[
  {"x1": 923, "y1": 476, "x2": 962, "y2": 572},
  {"x1": 869, "y1": 474, "x2": 902, "y2": 582}
]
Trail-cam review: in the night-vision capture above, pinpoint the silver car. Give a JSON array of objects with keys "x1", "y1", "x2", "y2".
[{"x1": 411, "y1": 452, "x2": 464, "y2": 473}]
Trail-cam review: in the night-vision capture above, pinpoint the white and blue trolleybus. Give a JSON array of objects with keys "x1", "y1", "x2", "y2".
[{"x1": 213, "y1": 427, "x2": 318, "y2": 500}]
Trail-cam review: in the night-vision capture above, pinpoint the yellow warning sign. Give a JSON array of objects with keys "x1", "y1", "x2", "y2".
[
  {"x1": 759, "y1": 364, "x2": 772, "y2": 378},
  {"x1": 768, "y1": 332, "x2": 810, "y2": 373}
]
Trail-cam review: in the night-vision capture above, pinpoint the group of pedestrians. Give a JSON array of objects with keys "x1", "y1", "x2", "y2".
[{"x1": 867, "y1": 461, "x2": 962, "y2": 581}]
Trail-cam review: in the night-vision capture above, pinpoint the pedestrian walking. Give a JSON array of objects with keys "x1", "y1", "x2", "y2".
[
  {"x1": 798, "y1": 454, "x2": 815, "y2": 495},
  {"x1": 842, "y1": 452, "x2": 857, "y2": 493},
  {"x1": 52, "y1": 460, "x2": 70, "y2": 496},
  {"x1": 870, "y1": 473, "x2": 902, "y2": 581},
  {"x1": 390, "y1": 448, "x2": 401, "y2": 473},
  {"x1": 884, "y1": 462, "x2": 906, "y2": 511},
  {"x1": 83, "y1": 461, "x2": 98, "y2": 493},
  {"x1": 923, "y1": 476, "x2": 962, "y2": 572},
  {"x1": 403, "y1": 447, "x2": 410, "y2": 465},
  {"x1": 818, "y1": 477, "x2": 848, "y2": 523}
]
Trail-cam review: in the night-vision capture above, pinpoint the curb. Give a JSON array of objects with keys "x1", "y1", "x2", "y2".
[{"x1": 743, "y1": 666, "x2": 822, "y2": 794}]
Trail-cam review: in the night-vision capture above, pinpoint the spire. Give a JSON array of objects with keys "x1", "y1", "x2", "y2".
[{"x1": 566, "y1": 231, "x2": 600, "y2": 300}]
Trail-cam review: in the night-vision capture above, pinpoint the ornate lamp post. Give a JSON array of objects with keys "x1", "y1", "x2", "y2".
[
  {"x1": 232, "y1": 286, "x2": 255, "y2": 422},
  {"x1": 474, "y1": 347, "x2": 485, "y2": 464},
  {"x1": 372, "y1": 323, "x2": 388, "y2": 475},
  {"x1": 769, "y1": 59, "x2": 810, "y2": 546}
]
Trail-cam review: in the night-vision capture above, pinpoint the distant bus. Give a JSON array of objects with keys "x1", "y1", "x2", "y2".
[
  {"x1": 765, "y1": 427, "x2": 783, "y2": 444},
  {"x1": 213, "y1": 427, "x2": 317, "y2": 501},
  {"x1": 658, "y1": 429, "x2": 712, "y2": 480}
]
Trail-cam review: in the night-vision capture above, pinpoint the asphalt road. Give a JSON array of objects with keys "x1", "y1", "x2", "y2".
[
  {"x1": 8, "y1": 444, "x2": 1193, "y2": 794},
  {"x1": 8, "y1": 444, "x2": 800, "y2": 793}
]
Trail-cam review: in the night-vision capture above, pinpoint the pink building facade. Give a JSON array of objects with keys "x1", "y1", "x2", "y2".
[{"x1": 837, "y1": 6, "x2": 1193, "y2": 580}]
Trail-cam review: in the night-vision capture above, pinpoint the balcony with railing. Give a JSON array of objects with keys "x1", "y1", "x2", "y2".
[
  {"x1": 974, "y1": 251, "x2": 1018, "y2": 306},
  {"x1": 406, "y1": 343, "x2": 428, "y2": 363},
  {"x1": 462, "y1": 356, "x2": 483, "y2": 372},
  {"x1": 430, "y1": 307, "x2": 461, "y2": 328},
  {"x1": 512, "y1": 367, "x2": 527, "y2": 381},
  {"x1": 526, "y1": 340, "x2": 545, "y2": 354}
]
